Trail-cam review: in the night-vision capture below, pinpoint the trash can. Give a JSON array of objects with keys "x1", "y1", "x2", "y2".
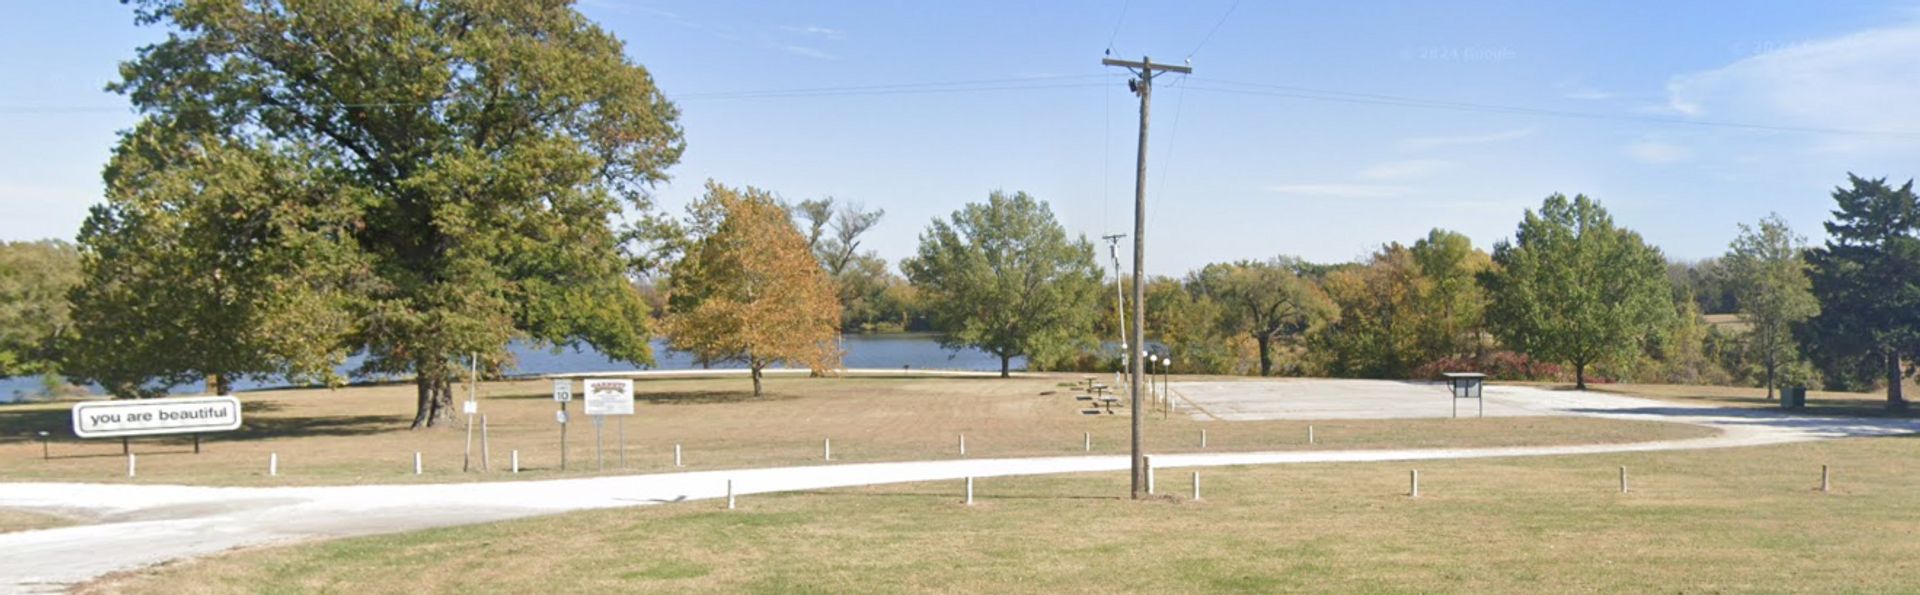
[{"x1": 1780, "y1": 386, "x2": 1807, "y2": 410}]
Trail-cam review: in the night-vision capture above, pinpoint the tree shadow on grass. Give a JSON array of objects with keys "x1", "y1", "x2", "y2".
[
  {"x1": 490, "y1": 390, "x2": 797, "y2": 405},
  {"x1": 0, "y1": 399, "x2": 396, "y2": 446},
  {"x1": 797, "y1": 489, "x2": 1123, "y2": 502}
]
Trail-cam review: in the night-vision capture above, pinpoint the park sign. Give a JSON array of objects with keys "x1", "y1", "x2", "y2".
[
  {"x1": 72, "y1": 396, "x2": 243, "y2": 439},
  {"x1": 583, "y1": 378, "x2": 634, "y2": 416}
]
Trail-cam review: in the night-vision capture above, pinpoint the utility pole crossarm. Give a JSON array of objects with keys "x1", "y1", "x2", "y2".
[{"x1": 1100, "y1": 57, "x2": 1193, "y2": 74}]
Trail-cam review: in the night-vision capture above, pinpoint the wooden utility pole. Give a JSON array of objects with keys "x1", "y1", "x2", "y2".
[
  {"x1": 1103, "y1": 55, "x2": 1190, "y2": 500},
  {"x1": 1102, "y1": 233, "x2": 1130, "y2": 397}
]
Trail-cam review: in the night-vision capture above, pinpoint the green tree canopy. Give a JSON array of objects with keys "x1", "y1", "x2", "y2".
[
  {"x1": 1804, "y1": 175, "x2": 1920, "y2": 410},
  {"x1": 1484, "y1": 194, "x2": 1672, "y2": 389},
  {"x1": 68, "y1": 129, "x2": 361, "y2": 397},
  {"x1": 903, "y1": 191, "x2": 1103, "y2": 377},
  {"x1": 84, "y1": 0, "x2": 683, "y2": 424},
  {"x1": 1723, "y1": 213, "x2": 1820, "y2": 399},
  {"x1": 0, "y1": 240, "x2": 80, "y2": 379}
]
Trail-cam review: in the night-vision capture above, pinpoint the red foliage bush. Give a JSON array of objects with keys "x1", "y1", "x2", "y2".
[{"x1": 1413, "y1": 351, "x2": 1564, "y2": 382}]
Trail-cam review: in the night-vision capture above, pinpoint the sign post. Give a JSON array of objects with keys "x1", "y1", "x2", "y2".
[
  {"x1": 1442, "y1": 372, "x2": 1487, "y2": 418},
  {"x1": 584, "y1": 378, "x2": 635, "y2": 473},
  {"x1": 553, "y1": 379, "x2": 573, "y2": 470}
]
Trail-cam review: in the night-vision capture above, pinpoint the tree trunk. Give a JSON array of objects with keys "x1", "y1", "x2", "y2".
[
  {"x1": 409, "y1": 374, "x2": 453, "y2": 429},
  {"x1": 1000, "y1": 355, "x2": 1010, "y2": 378},
  {"x1": 1764, "y1": 354, "x2": 1776, "y2": 401},
  {"x1": 206, "y1": 373, "x2": 230, "y2": 396},
  {"x1": 1886, "y1": 350, "x2": 1908, "y2": 411},
  {"x1": 751, "y1": 364, "x2": 764, "y2": 397},
  {"x1": 1575, "y1": 361, "x2": 1588, "y2": 391},
  {"x1": 1256, "y1": 336, "x2": 1273, "y2": 377}
]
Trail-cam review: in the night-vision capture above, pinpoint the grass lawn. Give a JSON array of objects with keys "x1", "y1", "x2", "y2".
[
  {"x1": 0, "y1": 375, "x2": 1711, "y2": 486},
  {"x1": 1598, "y1": 382, "x2": 1920, "y2": 418},
  {"x1": 88, "y1": 436, "x2": 1920, "y2": 594}
]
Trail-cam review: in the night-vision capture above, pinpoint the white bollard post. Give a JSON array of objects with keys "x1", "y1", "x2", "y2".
[
  {"x1": 1145, "y1": 455, "x2": 1156, "y2": 495},
  {"x1": 1620, "y1": 466, "x2": 1629, "y2": 494},
  {"x1": 414, "y1": 451, "x2": 423, "y2": 475},
  {"x1": 511, "y1": 450, "x2": 520, "y2": 474},
  {"x1": 1200, "y1": 429, "x2": 1208, "y2": 449},
  {"x1": 727, "y1": 479, "x2": 736, "y2": 510},
  {"x1": 1084, "y1": 432, "x2": 1092, "y2": 452},
  {"x1": 959, "y1": 433, "x2": 966, "y2": 456},
  {"x1": 1309, "y1": 425, "x2": 1316, "y2": 445},
  {"x1": 965, "y1": 477, "x2": 974, "y2": 505},
  {"x1": 1192, "y1": 471, "x2": 1201, "y2": 501},
  {"x1": 127, "y1": 453, "x2": 137, "y2": 478},
  {"x1": 1410, "y1": 469, "x2": 1420, "y2": 498},
  {"x1": 1822, "y1": 464, "x2": 1831, "y2": 494},
  {"x1": 269, "y1": 452, "x2": 279, "y2": 477},
  {"x1": 824, "y1": 438, "x2": 832, "y2": 461},
  {"x1": 675, "y1": 443, "x2": 683, "y2": 467}
]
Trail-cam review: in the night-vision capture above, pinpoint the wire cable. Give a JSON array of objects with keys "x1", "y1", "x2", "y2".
[
  {"x1": 1188, "y1": 0, "x2": 1240, "y2": 59},
  {"x1": 1185, "y1": 77, "x2": 1920, "y2": 138}
]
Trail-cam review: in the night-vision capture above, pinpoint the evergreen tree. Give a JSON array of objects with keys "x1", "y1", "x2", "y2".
[{"x1": 1804, "y1": 175, "x2": 1920, "y2": 410}]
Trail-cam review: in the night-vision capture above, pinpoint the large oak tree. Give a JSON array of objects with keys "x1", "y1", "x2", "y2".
[
  {"x1": 903, "y1": 191, "x2": 1103, "y2": 377},
  {"x1": 79, "y1": 0, "x2": 682, "y2": 425},
  {"x1": 1484, "y1": 194, "x2": 1671, "y2": 390},
  {"x1": 1192, "y1": 258, "x2": 1336, "y2": 377}
]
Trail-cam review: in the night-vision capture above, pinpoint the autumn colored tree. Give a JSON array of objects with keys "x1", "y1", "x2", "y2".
[
  {"x1": 667, "y1": 182, "x2": 843, "y2": 396},
  {"x1": 1484, "y1": 194, "x2": 1672, "y2": 390},
  {"x1": 904, "y1": 191, "x2": 1103, "y2": 377},
  {"x1": 1192, "y1": 258, "x2": 1337, "y2": 377},
  {"x1": 91, "y1": 1, "x2": 680, "y2": 424},
  {"x1": 1317, "y1": 244, "x2": 1427, "y2": 377}
]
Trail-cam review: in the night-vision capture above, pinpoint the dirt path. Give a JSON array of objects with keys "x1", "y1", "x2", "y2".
[{"x1": 3, "y1": 383, "x2": 1916, "y2": 594}]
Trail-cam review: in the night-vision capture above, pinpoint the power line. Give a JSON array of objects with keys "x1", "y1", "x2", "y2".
[
  {"x1": 1105, "y1": 0, "x2": 1132, "y2": 54},
  {"x1": 1185, "y1": 77, "x2": 1920, "y2": 138},
  {"x1": 1188, "y1": 0, "x2": 1240, "y2": 59},
  {"x1": 0, "y1": 75, "x2": 1112, "y2": 114}
]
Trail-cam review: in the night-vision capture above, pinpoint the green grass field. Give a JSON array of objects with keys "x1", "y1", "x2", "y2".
[
  {"x1": 0, "y1": 375, "x2": 1712, "y2": 486},
  {"x1": 86, "y1": 436, "x2": 1920, "y2": 594}
]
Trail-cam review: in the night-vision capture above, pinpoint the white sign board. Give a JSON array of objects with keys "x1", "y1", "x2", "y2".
[
  {"x1": 72, "y1": 396, "x2": 243, "y2": 439},
  {"x1": 583, "y1": 378, "x2": 634, "y2": 416},
  {"x1": 552, "y1": 379, "x2": 573, "y2": 402},
  {"x1": 463, "y1": 401, "x2": 478, "y2": 415}
]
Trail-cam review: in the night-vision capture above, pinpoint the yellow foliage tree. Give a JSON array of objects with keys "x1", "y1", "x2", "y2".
[{"x1": 666, "y1": 182, "x2": 843, "y2": 396}]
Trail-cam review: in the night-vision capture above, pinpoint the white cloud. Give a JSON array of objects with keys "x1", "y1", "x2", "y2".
[
  {"x1": 1360, "y1": 159, "x2": 1451, "y2": 181},
  {"x1": 1265, "y1": 184, "x2": 1412, "y2": 198},
  {"x1": 782, "y1": 25, "x2": 846, "y2": 40},
  {"x1": 1399, "y1": 127, "x2": 1535, "y2": 151},
  {"x1": 1625, "y1": 141, "x2": 1691, "y2": 164},
  {"x1": 1665, "y1": 23, "x2": 1920, "y2": 142},
  {"x1": 777, "y1": 44, "x2": 836, "y2": 60}
]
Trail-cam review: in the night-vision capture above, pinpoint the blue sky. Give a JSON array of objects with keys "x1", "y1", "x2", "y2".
[{"x1": 5, "y1": 1, "x2": 1920, "y2": 275}]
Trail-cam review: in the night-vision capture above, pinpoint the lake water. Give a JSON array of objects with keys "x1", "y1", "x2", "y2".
[{"x1": 0, "y1": 333, "x2": 1026, "y2": 402}]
